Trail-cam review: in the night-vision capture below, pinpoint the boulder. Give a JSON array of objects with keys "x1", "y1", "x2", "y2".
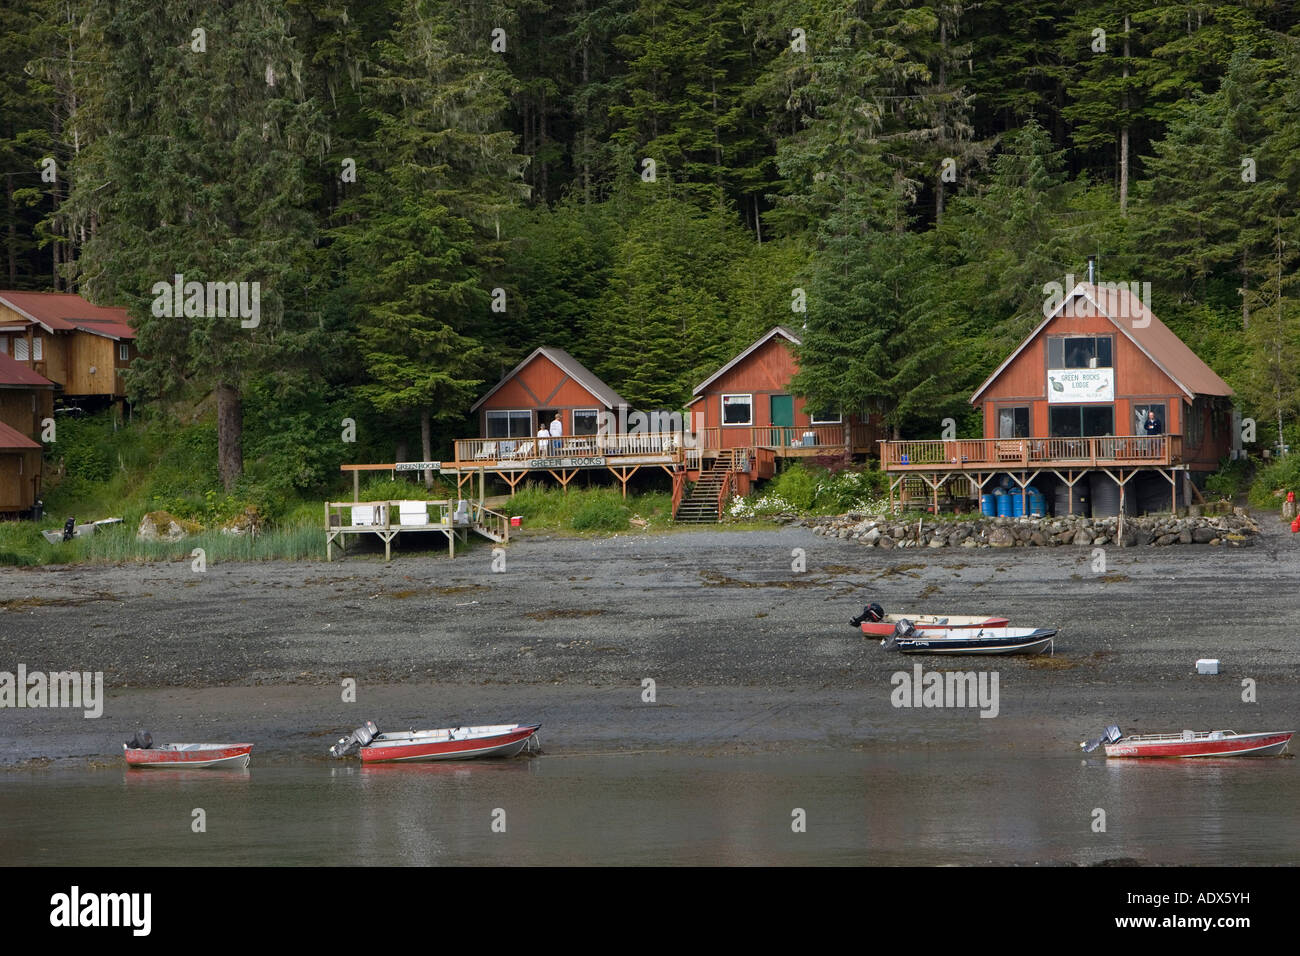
[
  {"x1": 988, "y1": 527, "x2": 1016, "y2": 548},
  {"x1": 1072, "y1": 530, "x2": 1092, "y2": 546},
  {"x1": 137, "y1": 510, "x2": 196, "y2": 542},
  {"x1": 1191, "y1": 527, "x2": 1217, "y2": 544},
  {"x1": 1155, "y1": 533, "x2": 1179, "y2": 546}
]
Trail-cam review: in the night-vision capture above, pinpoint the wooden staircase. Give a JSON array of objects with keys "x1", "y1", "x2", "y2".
[{"x1": 674, "y1": 451, "x2": 735, "y2": 523}]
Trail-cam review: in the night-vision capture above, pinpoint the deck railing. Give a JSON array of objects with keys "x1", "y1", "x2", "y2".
[
  {"x1": 700, "y1": 423, "x2": 872, "y2": 452},
  {"x1": 452, "y1": 432, "x2": 685, "y2": 467},
  {"x1": 670, "y1": 470, "x2": 686, "y2": 519},
  {"x1": 878, "y1": 435, "x2": 1181, "y2": 470}
]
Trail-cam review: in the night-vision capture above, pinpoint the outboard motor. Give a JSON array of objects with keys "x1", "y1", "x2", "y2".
[
  {"x1": 1081, "y1": 724, "x2": 1124, "y2": 753},
  {"x1": 62, "y1": 517, "x2": 76, "y2": 542},
  {"x1": 125, "y1": 730, "x2": 153, "y2": 750},
  {"x1": 849, "y1": 602, "x2": 886, "y2": 627},
  {"x1": 882, "y1": 618, "x2": 916, "y2": 649},
  {"x1": 329, "y1": 720, "x2": 379, "y2": 758}
]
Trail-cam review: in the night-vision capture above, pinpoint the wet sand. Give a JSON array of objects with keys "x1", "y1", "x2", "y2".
[{"x1": 2, "y1": 519, "x2": 1298, "y2": 765}]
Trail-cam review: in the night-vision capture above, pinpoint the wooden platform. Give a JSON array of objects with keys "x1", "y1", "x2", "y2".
[{"x1": 324, "y1": 500, "x2": 509, "y2": 561}]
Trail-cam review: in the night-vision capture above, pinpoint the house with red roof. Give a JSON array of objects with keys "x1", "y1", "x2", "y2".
[
  {"x1": 879, "y1": 280, "x2": 1236, "y2": 515},
  {"x1": 0, "y1": 291, "x2": 136, "y2": 403}
]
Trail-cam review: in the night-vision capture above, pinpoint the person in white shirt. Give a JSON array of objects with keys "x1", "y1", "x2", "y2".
[
  {"x1": 536, "y1": 423, "x2": 550, "y2": 457},
  {"x1": 549, "y1": 412, "x2": 563, "y2": 454}
]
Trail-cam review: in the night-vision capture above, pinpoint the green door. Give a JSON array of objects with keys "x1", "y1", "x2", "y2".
[{"x1": 770, "y1": 394, "x2": 794, "y2": 447}]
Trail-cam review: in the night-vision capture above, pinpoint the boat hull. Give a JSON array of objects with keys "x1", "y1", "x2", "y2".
[
  {"x1": 890, "y1": 628, "x2": 1056, "y2": 656},
  {"x1": 124, "y1": 744, "x2": 253, "y2": 769},
  {"x1": 359, "y1": 724, "x2": 540, "y2": 763},
  {"x1": 1105, "y1": 731, "x2": 1292, "y2": 758},
  {"x1": 859, "y1": 615, "x2": 1009, "y2": 638}
]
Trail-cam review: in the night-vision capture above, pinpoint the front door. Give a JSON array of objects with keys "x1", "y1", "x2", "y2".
[{"x1": 770, "y1": 394, "x2": 794, "y2": 447}]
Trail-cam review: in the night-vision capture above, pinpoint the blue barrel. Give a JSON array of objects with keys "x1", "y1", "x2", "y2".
[
  {"x1": 1011, "y1": 491, "x2": 1025, "y2": 517},
  {"x1": 980, "y1": 494, "x2": 996, "y2": 517},
  {"x1": 1028, "y1": 487, "x2": 1045, "y2": 517},
  {"x1": 996, "y1": 492, "x2": 1012, "y2": 517}
]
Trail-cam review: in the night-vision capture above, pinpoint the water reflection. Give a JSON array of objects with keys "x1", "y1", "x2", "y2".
[{"x1": 0, "y1": 751, "x2": 1293, "y2": 865}]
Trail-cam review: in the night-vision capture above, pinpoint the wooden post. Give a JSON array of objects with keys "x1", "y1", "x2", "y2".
[{"x1": 353, "y1": 469, "x2": 359, "y2": 502}]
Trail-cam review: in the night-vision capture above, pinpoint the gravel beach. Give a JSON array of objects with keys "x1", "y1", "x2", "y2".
[{"x1": 2, "y1": 518, "x2": 1297, "y2": 764}]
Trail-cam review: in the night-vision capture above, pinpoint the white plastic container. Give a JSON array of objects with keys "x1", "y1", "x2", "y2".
[{"x1": 1195, "y1": 659, "x2": 1220, "y2": 675}]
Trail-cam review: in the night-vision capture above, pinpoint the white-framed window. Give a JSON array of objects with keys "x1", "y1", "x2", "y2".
[
  {"x1": 119, "y1": 344, "x2": 129, "y2": 361},
  {"x1": 33, "y1": 337, "x2": 42, "y2": 361},
  {"x1": 809, "y1": 408, "x2": 842, "y2": 425},
  {"x1": 485, "y1": 409, "x2": 532, "y2": 439},
  {"x1": 573, "y1": 408, "x2": 599, "y2": 436},
  {"x1": 721, "y1": 393, "x2": 753, "y2": 426}
]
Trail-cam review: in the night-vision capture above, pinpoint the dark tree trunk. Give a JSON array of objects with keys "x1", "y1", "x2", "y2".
[
  {"x1": 420, "y1": 408, "x2": 434, "y2": 489},
  {"x1": 216, "y1": 382, "x2": 243, "y2": 490}
]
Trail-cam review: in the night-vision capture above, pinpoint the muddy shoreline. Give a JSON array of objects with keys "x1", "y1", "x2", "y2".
[{"x1": 2, "y1": 519, "x2": 1297, "y2": 764}]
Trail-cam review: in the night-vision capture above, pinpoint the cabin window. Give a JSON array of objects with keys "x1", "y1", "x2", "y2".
[
  {"x1": 1185, "y1": 398, "x2": 1204, "y2": 448},
  {"x1": 119, "y1": 344, "x2": 129, "y2": 362},
  {"x1": 1048, "y1": 335, "x2": 1112, "y2": 369},
  {"x1": 33, "y1": 337, "x2": 42, "y2": 361},
  {"x1": 809, "y1": 408, "x2": 841, "y2": 425},
  {"x1": 1131, "y1": 402, "x2": 1166, "y2": 436},
  {"x1": 485, "y1": 409, "x2": 532, "y2": 439},
  {"x1": 997, "y1": 406, "x2": 1030, "y2": 438},
  {"x1": 721, "y1": 394, "x2": 752, "y2": 426},
  {"x1": 0, "y1": 337, "x2": 7, "y2": 354},
  {"x1": 573, "y1": 409, "x2": 599, "y2": 436},
  {"x1": 1049, "y1": 405, "x2": 1114, "y2": 438},
  {"x1": 13, "y1": 338, "x2": 28, "y2": 361}
]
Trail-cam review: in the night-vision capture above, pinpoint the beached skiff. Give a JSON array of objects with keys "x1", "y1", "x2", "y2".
[
  {"x1": 1102, "y1": 729, "x2": 1293, "y2": 758},
  {"x1": 886, "y1": 626, "x2": 1056, "y2": 656},
  {"x1": 123, "y1": 743, "x2": 253, "y2": 769}
]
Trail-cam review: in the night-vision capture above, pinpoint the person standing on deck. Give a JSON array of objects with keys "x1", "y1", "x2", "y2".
[
  {"x1": 537, "y1": 422, "x2": 550, "y2": 458},
  {"x1": 1144, "y1": 409, "x2": 1163, "y2": 435},
  {"x1": 550, "y1": 412, "x2": 564, "y2": 455}
]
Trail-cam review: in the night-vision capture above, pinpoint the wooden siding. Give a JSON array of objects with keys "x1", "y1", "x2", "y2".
[
  {"x1": 477, "y1": 353, "x2": 608, "y2": 436},
  {"x1": 0, "y1": 302, "x2": 130, "y2": 398},
  {"x1": 0, "y1": 389, "x2": 53, "y2": 437},
  {"x1": 0, "y1": 449, "x2": 41, "y2": 511},
  {"x1": 694, "y1": 337, "x2": 867, "y2": 450},
  {"x1": 977, "y1": 303, "x2": 1231, "y2": 466}
]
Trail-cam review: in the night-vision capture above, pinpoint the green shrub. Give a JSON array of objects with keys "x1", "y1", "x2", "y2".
[
  {"x1": 770, "y1": 464, "x2": 820, "y2": 510},
  {"x1": 1247, "y1": 454, "x2": 1300, "y2": 510},
  {"x1": 1205, "y1": 457, "x2": 1252, "y2": 499},
  {"x1": 571, "y1": 493, "x2": 631, "y2": 531}
]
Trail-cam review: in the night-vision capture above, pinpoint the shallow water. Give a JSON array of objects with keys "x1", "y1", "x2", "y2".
[{"x1": 2, "y1": 751, "x2": 1295, "y2": 865}]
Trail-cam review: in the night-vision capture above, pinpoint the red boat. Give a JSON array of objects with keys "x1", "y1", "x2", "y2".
[
  {"x1": 1089, "y1": 727, "x2": 1293, "y2": 758},
  {"x1": 123, "y1": 742, "x2": 254, "y2": 769},
  {"x1": 851, "y1": 602, "x2": 1009, "y2": 638},
  {"x1": 330, "y1": 721, "x2": 541, "y2": 763}
]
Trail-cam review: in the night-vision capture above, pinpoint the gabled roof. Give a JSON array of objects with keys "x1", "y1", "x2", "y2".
[
  {"x1": 469, "y1": 347, "x2": 627, "y2": 412},
  {"x1": 970, "y1": 282, "x2": 1233, "y2": 404},
  {"x1": 0, "y1": 420, "x2": 40, "y2": 450},
  {"x1": 0, "y1": 352, "x2": 54, "y2": 389},
  {"x1": 0, "y1": 291, "x2": 136, "y2": 341},
  {"x1": 691, "y1": 326, "x2": 802, "y2": 397}
]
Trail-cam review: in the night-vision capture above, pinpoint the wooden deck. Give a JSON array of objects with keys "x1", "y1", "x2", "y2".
[
  {"x1": 324, "y1": 499, "x2": 509, "y2": 561},
  {"x1": 879, "y1": 435, "x2": 1182, "y2": 471},
  {"x1": 877, "y1": 435, "x2": 1186, "y2": 514}
]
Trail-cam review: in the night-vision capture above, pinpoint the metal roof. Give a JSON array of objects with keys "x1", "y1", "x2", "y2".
[
  {"x1": 0, "y1": 419, "x2": 40, "y2": 450},
  {"x1": 0, "y1": 291, "x2": 136, "y2": 341},
  {"x1": 970, "y1": 282, "x2": 1233, "y2": 404},
  {"x1": 0, "y1": 352, "x2": 55, "y2": 388}
]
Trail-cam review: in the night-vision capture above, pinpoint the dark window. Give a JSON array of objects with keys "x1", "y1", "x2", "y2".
[
  {"x1": 1050, "y1": 405, "x2": 1114, "y2": 438},
  {"x1": 1048, "y1": 335, "x2": 1113, "y2": 369},
  {"x1": 486, "y1": 409, "x2": 532, "y2": 438},
  {"x1": 997, "y1": 406, "x2": 1030, "y2": 438},
  {"x1": 573, "y1": 409, "x2": 599, "y2": 436},
  {"x1": 721, "y1": 394, "x2": 753, "y2": 425},
  {"x1": 1132, "y1": 402, "x2": 1166, "y2": 436}
]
